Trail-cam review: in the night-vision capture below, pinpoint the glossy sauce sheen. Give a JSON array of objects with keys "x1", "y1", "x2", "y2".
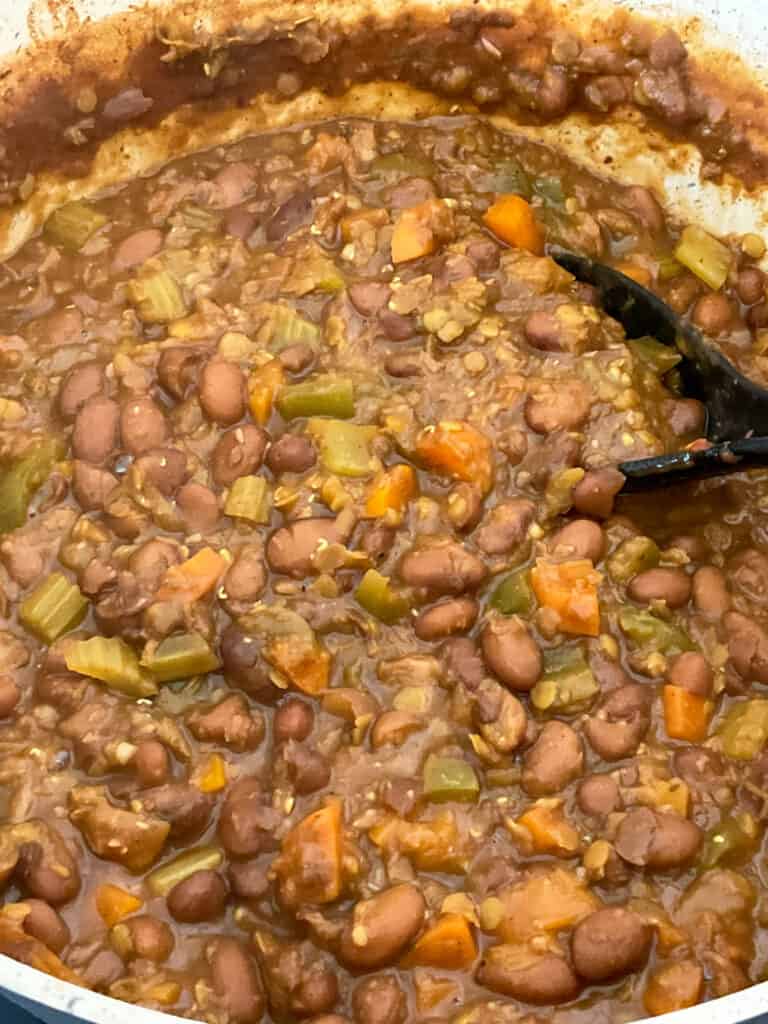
[{"x1": 0, "y1": 113, "x2": 767, "y2": 1024}]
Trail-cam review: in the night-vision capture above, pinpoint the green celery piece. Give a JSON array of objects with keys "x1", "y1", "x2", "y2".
[
  {"x1": 179, "y1": 204, "x2": 221, "y2": 233},
  {"x1": 700, "y1": 817, "x2": 757, "y2": 870},
  {"x1": 423, "y1": 754, "x2": 479, "y2": 803},
  {"x1": 266, "y1": 305, "x2": 321, "y2": 352},
  {"x1": 607, "y1": 536, "x2": 660, "y2": 584},
  {"x1": 618, "y1": 607, "x2": 694, "y2": 656},
  {"x1": 224, "y1": 475, "x2": 271, "y2": 524},
  {"x1": 66, "y1": 636, "x2": 157, "y2": 698},
  {"x1": 532, "y1": 645, "x2": 598, "y2": 714},
  {"x1": 147, "y1": 845, "x2": 223, "y2": 896},
  {"x1": 45, "y1": 201, "x2": 108, "y2": 251},
  {"x1": 309, "y1": 419, "x2": 378, "y2": 477},
  {"x1": 718, "y1": 699, "x2": 768, "y2": 761},
  {"x1": 19, "y1": 572, "x2": 88, "y2": 644},
  {"x1": 490, "y1": 570, "x2": 532, "y2": 615},
  {"x1": 0, "y1": 438, "x2": 63, "y2": 535},
  {"x1": 356, "y1": 569, "x2": 409, "y2": 625},
  {"x1": 534, "y1": 176, "x2": 566, "y2": 208},
  {"x1": 128, "y1": 269, "x2": 188, "y2": 323},
  {"x1": 277, "y1": 375, "x2": 355, "y2": 420},
  {"x1": 143, "y1": 633, "x2": 220, "y2": 684},
  {"x1": 674, "y1": 225, "x2": 732, "y2": 292},
  {"x1": 628, "y1": 337, "x2": 682, "y2": 376}
]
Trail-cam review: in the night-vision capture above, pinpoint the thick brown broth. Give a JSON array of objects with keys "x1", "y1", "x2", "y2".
[{"x1": 0, "y1": 114, "x2": 768, "y2": 1024}]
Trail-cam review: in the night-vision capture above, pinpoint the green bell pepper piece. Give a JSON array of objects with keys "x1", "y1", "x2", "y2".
[
  {"x1": 309, "y1": 419, "x2": 378, "y2": 477},
  {"x1": 19, "y1": 572, "x2": 88, "y2": 644},
  {"x1": 490, "y1": 570, "x2": 533, "y2": 615},
  {"x1": 276, "y1": 375, "x2": 355, "y2": 420},
  {"x1": 718, "y1": 699, "x2": 768, "y2": 761},
  {"x1": 628, "y1": 337, "x2": 682, "y2": 376},
  {"x1": 224, "y1": 475, "x2": 271, "y2": 524},
  {"x1": 700, "y1": 817, "x2": 757, "y2": 870},
  {"x1": 607, "y1": 536, "x2": 660, "y2": 583},
  {"x1": 66, "y1": 636, "x2": 158, "y2": 698},
  {"x1": 0, "y1": 438, "x2": 64, "y2": 535},
  {"x1": 143, "y1": 633, "x2": 220, "y2": 683},
  {"x1": 618, "y1": 607, "x2": 694, "y2": 656},
  {"x1": 356, "y1": 569, "x2": 409, "y2": 625},
  {"x1": 423, "y1": 754, "x2": 479, "y2": 803},
  {"x1": 531, "y1": 645, "x2": 598, "y2": 714}
]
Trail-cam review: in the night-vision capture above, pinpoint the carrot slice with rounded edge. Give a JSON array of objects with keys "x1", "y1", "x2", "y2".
[{"x1": 483, "y1": 194, "x2": 544, "y2": 254}]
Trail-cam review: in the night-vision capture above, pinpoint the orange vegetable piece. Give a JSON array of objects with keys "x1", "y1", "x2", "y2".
[
  {"x1": 369, "y1": 811, "x2": 468, "y2": 874},
  {"x1": 95, "y1": 883, "x2": 143, "y2": 927},
  {"x1": 0, "y1": 911, "x2": 87, "y2": 986},
  {"x1": 614, "y1": 260, "x2": 653, "y2": 288},
  {"x1": 365, "y1": 464, "x2": 418, "y2": 520},
  {"x1": 267, "y1": 636, "x2": 331, "y2": 695},
  {"x1": 248, "y1": 359, "x2": 285, "y2": 425},
  {"x1": 663, "y1": 685, "x2": 713, "y2": 742},
  {"x1": 530, "y1": 558, "x2": 602, "y2": 637},
  {"x1": 415, "y1": 420, "x2": 494, "y2": 495},
  {"x1": 155, "y1": 546, "x2": 227, "y2": 604},
  {"x1": 147, "y1": 982, "x2": 182, "y2": 1006},
  {"x1": 391, "y1": 199, "x2": 453, "y2": 264},
  {"x1": 643, "y1": 960, "x2": 704, "y2": 1016},
  {"x1": 483, "y1": 194, "x2": 544, "y2": 255},
  {"x1": 274, "y1": 800, "x2": 343, "y2": 905},
  {"x1": 497, "y1": 868, "x2": 598, "y2": 943},
  {"x1": 195, "y1": 753, "x2": 228, "y2": 793},
  {"x1": 402, "y1": 913, "x2": 477, "y2": 970},
  {"x1": 515, "y1": 803, "x2": 580, "y2": 858},
  {"x1": 340, "y1": 207, "x2": 389, "y2": 243}
]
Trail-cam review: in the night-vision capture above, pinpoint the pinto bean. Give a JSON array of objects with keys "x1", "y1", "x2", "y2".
[
  {"x1": 413, "y1": 597, "x2": 478, "y2": 641},
  {"x1": 139, "y1": 784, "x2": 214, "y2": 840},
  {"x1": 549, "y1": 519, "x2": 604, "y2": 562},
  {"x1": 691, "y1": 293, "x2": 734, "y2": 335},
  {"x1": 21, "y1": 900, "x2": 70, "y2": 953},
  {"x1": 644, "y1": 960, "x2": 704, "y2": 1017},
  {"x1": 388, "y1": 176, "x2": 436, "y2": 209},
  {"x1": 222, "y1": 545, "x2": 266, "y2": 609},
  {"x1": 120, "y1": 397, "x2": 168, "y2": 456},
  {"x1": 524, "y1": 379, "x2": 590, "y2": 434},
  {"x1": 84, "y1": 949, "x2": 124, "y2": 989},
  {"x1": 666, "y1": 398, "x2": 706, "y2": 438},
  {"x1": 628, "y1": 567, "x2": 691, "y2": 608},
  {"x1": 118, "y1": 915, "x2": 174, "y2": 962},
  {"x1": 446, "y1": 482, "x2": 484, "y2": 532},
  {"x1": 0, "y1": 675, "x2": 21, "y2": 718},
  {"x1": 339, "y1": 884, "x2": 426, "y2": 970},
  {"x1": 477, "y1": 947, "x2": 581, "y2": 1005},
  {"x1": 399, "y1": 541, "x2": 487, "y2": 595},
  {"x1": 348, "y1": 282, "x2": 391, "y2": 318},
  {"x1": 481, "y1": 615, "x2": 542, "y2": 692},
  {"x1": 71, "y1": 461, "x2": 117, "y2": 512},
  {"x1": 58, "y1": 361, "x2": 104, "y2": 420},
  {"x1": 274, "y1": 697, "x2": 315, "y2": 743},
  {"x1": 199, "y1": 360, "x2": 246, "y2": 426},
  {"x1": 352, "y1": 974, "x2": 406, "y2": 1024},
  {"x1": 615, "y1": 807, "x2": 702, "y2": 869},
  {"x1": 724, "y1": 611, "x2": 768, "y2": 684},
  {"x1": 266, "y1": 191, "x2": 313, "y2": 242},
  {"x1": 15, "y1": 826, "x2": 81, "y2": 905},
  {"x1": 187, "y1": 694, "x2": 264, "y2": 752},
  {"x1": 370, "y1": 710, "x2": 423, "y2": 750},
  {"x1": 737, "y1": 266, "x2": 766, "y2": 305},
  {"x1": 442, "y1": 637, "x2": 485, "y2": 690},
  {"x1": 177, "y1": 481, "x2": 220, "y2": 533},
  {"x1": 134, "y1": 739, "x2": 170, "y2": 788},
  {"x1": 133, "y1": 447, "x2": 188, "y2": 495},
  {"x1": 279, "y1": 343, "x2": 315, "y2": 376},
  {"x1": 523, "y1": 310, "x2": 563, "y2": 351},
  {"x1": 208, "y1": 938, "x2": 265, "y2": 1023},
  {"x1": 112, "y1": 228, "x2": 164, "y2": 271},
  {"x1": 475, "y1": 499, "x2": 535, "y2": 555},
  {"x1": 577, "y1": 774, "x2": 621, "y2": 817},
  {"x1": 728, "y1": 548, "x2": 768, "y2": 605},
  {"x1": 383, "y1": 351, "x2": 422, "y2": 377},
  {"x1": 218, "y1": 777, "x2": 278, "y2": 858},
  {"x1": 673, "y1": 747, "x2": 724, "y2": 793},
  {"x1": 571, "y1": 908, "x2": 651, "y2": 982},
  {"x1": 212, "y1": 425, "x2": 268, "y2": 488},
  {"x1": 72, "y1": 396, "x2": 120, "y2": 464},
  {"x1": 692, "y1": 566, "x2": 730, "y2": 617},
  {"x1": 167, "y1": 870, "x2": 227, "y2": 923},
  {"x1": 286, "y1": 745, "x2": 331, "y2": 795},
  {"x1": 267, "y1": 516, "x2": 351, "y2": 577},
  {"x1": 584, "y1": 684, "x2": 651, "y2": 761},
  {"x1": 571, "y1": 468, "x2": 625, "y2": 519},
  {"x1": 220, "y1": 625, "x2": 271, "y2": 696},
  {"x1": 378, "y1": 309, "x2": 415, "y2": 342},
  {"x1": 624, "y1": 185, "x2": 666, "y2": 234},
  {"x1": 157, "y1": 347, "x2": 202, "y2": 401},
  {"x1": 522, "y1": 720, "x2": 583, "y2": 796},
  {"x1": 668, "y1": 651, "x2": 713, "y2": 697},
  {"x1": 228, "y1": 861, "x2": 269, "y2": 904},
  {"x1": 266, "y1": 434, "x2": 317, "y2": 475},
  {"x1": 361, "y1": 523, "x2": 396, "y2": 563}
]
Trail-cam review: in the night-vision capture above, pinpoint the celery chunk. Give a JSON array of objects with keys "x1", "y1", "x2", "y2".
[
  {"x1": 309, "y1": 419, "x2": 378, "y2": 477},
  {"x1": 143, "y1": 633, "x2": 220, "y2": 683},
  {"x1": 674, "y1": 225, "x2": 732, "y2": 292},
  {"x1": 423, "y1": 754, "x2": 479, "y2": 803},
  {"x1": 277, "y1": 375, "x2": 355, "y2": 420},
  {"x1": 224, "y1": 475, "x2": 271, "y2": 524},
  {"x1": 45, "y1": 201, "x2": 107, "y2": 251},
  {"x1": 66, "y1": 636, "x2": 157, "y2": 698},
  {"x1": 147, "y1": 845, "x2": 223, "y2": 896},
  {"x1": 19, "y1": 573, "x2": 88, "y2": 644}
]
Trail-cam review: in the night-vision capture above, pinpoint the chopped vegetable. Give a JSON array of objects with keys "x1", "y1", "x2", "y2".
[
  {"x1": 482, "y1": 160, "x2": 532, "y2": 197},
  {"x1": 263, "y1": 304, "x2": 320, "y2": 352},
  {"x1": 179, "y1": 203, "x2": 221, "y2": 233},
  {"x1": 224, "y1": 475, "x2": 272, "y2": 523},
  {"x1": 339, "y1": 207, "x2": 389, "y2": 243},
  {"x1": 674, "y1": 225, "x2": 733, "y2": 291},
  {"x1": 393, "y1": 686, "x2": 435, "y2": 714},
  {"x1": 365, "y1": 464, "x2": 418, "y2": 521},
  {"x1": 95, "y1": 884, "x2": 143, "y2": 927},
  {"x1": 143, "y1": 633, "x2": 220, "y2": 683},
  {"x1": 356, "y1": 569, "x2": 410, "y2": 625},
  {"x1": 643, "y1": 960, "x2": 704, "y2": 1017},
  {"x1": 155, "y1": 546, "x2": 227, "y2": 604},
  {"x1": 309, "y1": 419, "x2": 378, "y2": 477},
  {"x1": 700, "y1": 816, "x2": 758, "y2": 870},
  {"x1": 45, "y1": 201, "x2": 107, "y2": 251},
  {"x1": 718, "y1": 699, "x2": 768, "y2": 760},
  {"x1": 391, "y1": 199, "x2": 452, "y2": 264},
  {"x1": 618, "y1": 607, "x2": 694, "y2": 656},
  {"x1": 66, "y1": 636, "x2": 157, "y2": 698},
  {"x1": 663, "y1": 685, "x2": 712, "y2": 742},
  {"x1": 371, "y1": 153, "x2": 437, "y2": 178},
  {"x1": 490, "y1": 570, "x2": 533, "y2": 615},
  {"x1": 483, "y1": 194, "x2": 544, "y2": 254},
  {"x1": 147, "y1": 845, "x2": 223, "y2": 896},
  {"x1": 423, "y1": 754, "x2": 480, "y2": 803},
  {"x1": 514, "y1": 802, "x2": 580, "y2": 857},
  {"x1": 0, "y1": 438, "x2": 63, "y2": 535},
  {"x1": 128, "y1": 268, "x2": 188, "y2": 323},
  {"x1": 268, "y1": 637, "x2": 330, "y2": 695},
  {"x1": 628, "y1": 337, "x2": 682, "y2": 375},
  {"x1": 531, "y1": 645, "x2": 599, "y2": 714},
  {"x1": 657, "y1": 256, "x2": 684, "y2": 281},
  {"x1": 19, "y1": 572, "x2": 88, "y2": 644},
  {"x1": 415, "y1": 420, "x2": 493, "y2": 494},
  {"x1": 0, "y1": 912, "x2": 86, "y2": 987},
  {"x1": 534, "y1": 176, "x2": 566, "y2": 208},
  {"x1": 496, "y1": 867, "x2": 598, "y2": 943},
  {"x1": 614, "y1": 260, "x2": 652, "y2": 288},
  {"x1": 369, "y1": 811, "x2": 467, "y2": 873},
  {"x1": 402, "y1": 913, "x2": 477, "y2": 969},
  {"x1": 277, "y1": 375, "x2": 355, "y2": 420},
  {"x1": 195, "y1": 753, "x2": 228, "y2": 793},
  {"x1": 273, "y1": 801, "x2": 343, "y2": 904},
  {"x1": 607, "y1": 536, "x2": 660, "y2": 583},
  {"x1": 531, "y1": 559, "x2": 602, "y2": 637},
  {"x1": 248, "y1": 359, "x2": 285, "y2": 425}
]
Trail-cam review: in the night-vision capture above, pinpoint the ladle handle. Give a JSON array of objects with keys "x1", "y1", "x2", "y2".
[{"x1": 619, "y1": 437, "x2": 768, "y2": 491}]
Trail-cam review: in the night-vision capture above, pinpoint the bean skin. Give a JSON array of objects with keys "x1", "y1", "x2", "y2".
[
  {"x1": 475, "y1": 499, "x2": 535, "y2": 555},
  {"x1": 627, "y1": 567, "x2": 691, "y2": 608},
  {"x1": 522, "y1": 720, "x2": 583, "y2": 795},
  {"x1": 371, "y1": 711, "x2": 423, "y2": 750},
  {"x1": 267, "y1": 516, "x2": 351, "y2": 577},
  {"x1": 571, "y1": 908, "x2": 651, "y2": 982},
  {"x1": 584, "y1": 684, "x2": 651, "y2": 762},
  {"x1": 477, "y1": 947, "x2": 580, "y2": 1004},
  {"x1": 549, "y1": 519, "x2": 604, "y2": 562},
  {"x1": 481, "y1": 615, "x2": 542, "y2": 692},
  {"x1": 339, "y1": 884, "x2": 426, "y2": 970},
  {"x1": 120, "y1": 397, "x2": 168, "y2": 456},
  {"x1": 614, "y1": 807, "x2": 702, "y2": 869},
  {"x1": 668, "y1": 651, "x2": 713, "y2": 697},
  {"x1": 692, "y1": 566, "x2": 730, "y2": 617},
  {"x1": 58, "y1": 361, "x2": 104, "y2": 420},
  {"x1": 351, "y1": 974, "x2": 406, "y2": 1024},
  {"x1": 399, "y1": 541, "x2": 487, "y2": 595},
  {"x1": 134, "y1": 739, "x2": 170, "y2": 788},
  {"x1": 21, "y1": 900, "x2": 70, "y2": 953},
  {"x1": 208, "y1": 938, "x2": 265, "y2": 1023},
  {"x1": 167, "y1": 869, "x2": 228, "y2": 923},
  {"x1": 72, "y1": 396, "x2": 120, "y2": 464},
  {"x1": 571, "y1": 468, "x2": 625, "y2": 519},
  {"x1": 413, "y1": 597, "x2": 478, "y2": 640},
  {"x1": 524, "y1": 379, "x2": 590, "y2": 433},
  {"x1": 199, "y1": 359, "x2": 246, "y2": 426}
]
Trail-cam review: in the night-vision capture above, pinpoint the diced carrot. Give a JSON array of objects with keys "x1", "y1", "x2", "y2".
[
  {"x1": 530, "y1": 558, "x2": 602, "y2": 636},
  {"x1": 663, "y1": 685, "x2": 713, "y2": 742},
  {"x1": 155, "y1": 546, "x2": 227, "y2": 604},
  {"x1": 496, "y1": 867, "x2": 598, "y2": 943},
  {"x1": 402, "y1": 913, "x2": 477, "y2": 970},
  {"x1": 195, "y1": 753, "x2": 228, "y2": 793},
  {"x1": 95, "y1": 883, "x2": 143, "y2": 927},
  {"x1": 267, "y1": 637, "x2": 331, "y2": 695},
  {"x1": 614, "y1": 260, "x2": 653, "y2": 288},
  {"x1": 340, "y1": 207, "x2": 389, "y2": 243},
  {"x1": 365, "y1": 464, "x2": 418, "y2": 520},
  {"x1": 643, "y1": 960, "x2": 704, "y2": 1016},
  {"x1": 0, "y1": 913, "x2": 87, "y2": 986},
  {"x1": 415, "y1": 420, "x2": 494, "y2": 495},
  {"x1": 369, "y1": 811, "x2": 467, "y2": 873},
  {"x1": 391, "y1": 199, "x2": 453, "y2": 264},
  {"x1": 483, "y1": 194, "x2": 544, "y2": 255},
  {"x1": 248, "y1": 359, "x2": 285, "y2": 425},
  {"x1": 275, "y1": 800, "x2": 343, "y2": 904},
  {"x1": 515, "y1": 803, "x2": 580, "y2": 858}
]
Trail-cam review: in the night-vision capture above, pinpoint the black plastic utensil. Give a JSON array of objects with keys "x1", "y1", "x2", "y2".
[{"x1": 551, "y1": 250, "x2": 768, "y2": 492}]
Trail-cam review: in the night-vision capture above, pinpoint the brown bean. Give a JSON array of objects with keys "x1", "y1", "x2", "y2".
[
  {"x1": 208, "y1": 937, "x2": 265, "y2": 1023},
  {"x1": 524, "y1": 379, "x2": 590, "y2": 434},
  {"x1": 413, "y1": 597, "x2": 478, "y2": 641},
  {"x1": 133, "y1": 447, "x2": 188, "y2": 495},
  {"x1": 84, "y1": 950, "x2": 124, "y2": 989},
  {"x1": 267, "y1": 516, "x2": 351, "y2": 577},
  {"x1": 737, "y1": 266, "x2": 766, "y2": 305},
  {"x1": 399, "y1": 541, "x2": 487, "y2": 595},
  {"x1": 218, "y1": 777, "x2": 277, "y2": 858},
  {"x1": 58, "y1": 361, "x2": 104, "y2": 420},
  {"x1": 379, "y1": 309, "x2": 416, "y2": 342},
  {"x1": 199, "y1": 359, "x2": 246, "y2": 426},
  {"x1": 228, "y1": 861, "x2": 269, "y2": 904},
  {"x1": 274, "y1": 697, "x2": 315, "y2": 743},
  {"x1": 477, "y1": 946, "x2": 580, "y2": 1005},
  {"x1": 361, "y1": 523, "x2": 396, "y2": 563},
  {"x1": 692, "y1": 566, "x2": 730, "y2": 617},
  {"x1": 550, "y1": 519, "x2": 604, "y2": 562},
  {"x1": 668, "y1": 651, "x2": 713, "y2": 697},
  {"x1": 666, "y1": 398, "x2": 706, "y2": 438},
  {"x1": 177, "y1": 481, "x2": 220, "y2": 533},
  {"x1": 222, "y1": 545, "x2": 266, "y2": 609},
  {"x1": 475, "y1": 682, "x2": 527, "y2": 754},
  {"x1": 128, "y1": 538, "x2": 181, "y2": 590},
  {"x1": 481, "y1": 615, "x2": 542, "y2": 692},
  {"x1": 522, "y1": 720, "x2": 583, "y2": 796},
  {"x1": 157, "y1": 347, "x2": 202, "y2": 401},
  {"x1": 584, "y1": 684, "x2": 651, "y2": 761},
  {"x1": 446, "y1": 482, "x2": 484, "y2": 532},
  {"x1": 571, "y1": 468, "x2": 625, "y2": 519},
  {"x1": 139, "y1": 783, "x2": 214, "y2": 840},
  {"x1": 167, "y1": 869, "x2": 227, "y2": 923},
  {"x1": 120, "y1": 397, "x2": 168, "y2": 456},
  {"x1": 339, "y1": 884, "x2": 426, "y2": 970},
  {"x1": 352, "y1": 975, "x2": 407, "y2": 1024},
  {"x1": 624, "y1": 185, "x2": 666, "y2": 234},
  {"x1": 371, "y1": 711, "x2": 423, "y2": 750},
  {"x1": 475, "y1": 499, "x2": 535, "y2": 555},
  {"x1": 212, "y1": 425, "x2": 268, "y2": 488},
  {"x1": 644, "y1": 959, "x2": 704, "y2": 1016},
  {"x1": 691, "y1": 293, "x2": 734, "y2": 335},
  {"x1": 187, "y1": 694, "x2": 264, "y2": 752},
  {"x1": 728, "y1": 547, "x2": 768, "y2": 605},
  {"x1": 119, "y1": 915, "x2": 174, "y2": 962},
  {"x1": 384, "y1": 351, "x2": 422, "y2": 377},
  {"x1": 724, "y1": 611, "x2": 768, "y2": 684},
  {"x1": 577, "y1": 774, "x2": 621, "y2": 817},
  {"x1": 286, "y1": 746, "x2": 331, "y2": 795},
  {"x1": 614, "y1": 807, "x2": 702, "y2": 869},
  {"x1": 72, "y1": 461, "x2": 118, "y2": 512},
  {"x1": 523, "y1": 310, "x2": 563, "y2": 351},
  {"x1": 266, "y1": 433, "x2": 317, "y2": 475},
  {"x1": 220, "y1": 625, "x2": 271, "y2": 696},
  {"x1": 112, "y1": 227, "x2": 164, "y2": 271},
  {"x1": 21, "y1": 899, "x2": 70, "y2": 953},
  {"x1": 134, "y1": 739, "x2": 170, "y2": 788},
  {"x1": 442, "y1": 637, "x2": 485, "y2": 690},
  {"x1": 279, "y1": 343, "x2": 316, "y2": 375},
  {"x1": 348, "y1": 282, "x2": 391, "y2": 318},
  {"x1": 628, "y1": 567, "x2": 691, "y2": 608},
  {"x1": 72, "y1": 396, "x2": 120, "y2": 464},
  {"x1": 0, "y1": 675, "x2": 20, "y2": 717},
  {"x1": 15, "y1": 826, "x2": 80, "y2": 905},
  {"x1": 571, "y1": 907, "x2": 651, "y2": 982}
]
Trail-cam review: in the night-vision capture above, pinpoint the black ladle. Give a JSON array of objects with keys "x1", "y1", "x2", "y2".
[{"x1": 551, "y1": 250, "x2": 768, "y2": 492}]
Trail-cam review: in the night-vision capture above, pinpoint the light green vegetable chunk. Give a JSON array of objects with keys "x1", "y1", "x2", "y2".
[
  {"x1": 700, "y1": 817, "x2": 757, "y2": 870},
  {"x1": 674, "y1": 225, "x2": 733, "y2": 292},
  {"x1": 628, "y1": 337, "x2": 682, "y2": 376},
  {"x1": 534, "y1": 176, "x2": 565, "y2": 208},
  {"x1": 607, "y1": 536, "x2": 660, "y2": 584},
  {"x1": 143, "y1": 633, "x2": 220, "y2": 683},
  {"x1": 531, "y1": 645, "x2": 598, "y2": 714},
  {"x1": 146, "y1": 845, "x2": 223, "y2": 896},
  {"x1": 356, "y1": 569, "x2": 410, "y2": 625},
  {"x1": 19, "y1": 572, "x2": 88, "y2": 644},
  {"x1": 224, "y1": 475, "x2": 271, "y2": 524},
  {"x1": 618, "y1": 607, "x2": 694, "y2": 656},
  {"x1": 276, "y1": 375, "x2": 355, "y2": 420},
  {"x1": 66, "y1": 636, "x2": 157, "y2": 698},
  {"x1": 265, "y1": 305, "x2": 321, "y2": 352},
  {"x1": 45, "y1": 201, "x2": 108, "y2": 251},
  {"x1": 309, "y1": 419, "x2": 378, "y2": 477},
  {"x1": 718, "y1": 699, "x2": 768, "y2": 761},
  {"x1": 490, "y1": 570, "x2": 532, "y2": 615},
  {"x1": 128, "y1": 269, "x2": 188, "y2": 323},
  {"x1": 423, "y1": 754, "x2": 479, "y2": 803},
  {"x1": 0, "y1": 438, "x2": 63, "y2": 535},
  {"x1": 179, "y1": 204, "x2": 221, "y2": 233}
]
